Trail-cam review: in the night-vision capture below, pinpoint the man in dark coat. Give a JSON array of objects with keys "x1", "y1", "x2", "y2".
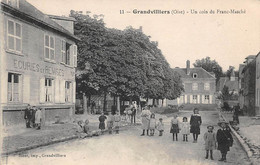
[
  {"x1": 131, "y1": 102, "x2": 137, "y2": 124},
  {"x1": 24, "y1": 104, "x2": 33, "y2": 128},
  {"x1": 217, "y1": 120, "x2": 233, "y2": 162}
]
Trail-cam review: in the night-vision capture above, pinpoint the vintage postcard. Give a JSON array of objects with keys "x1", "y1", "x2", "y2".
[{"x1": 0, "y1": 0, "x2": 259, "y2": 165}]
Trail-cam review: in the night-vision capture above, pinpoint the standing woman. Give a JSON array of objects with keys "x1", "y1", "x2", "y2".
[
  {"x1": 190, "y1": 108, "x2": 202, "y2": 143},
  {"x1": 35, "y1": 107, "x2": 42, "y2": 130},
  {"x1": 216, "y1": 120, "x2": 233, "y2": 162},
  {"x1": 140, "y1": 106, "x2": 151, "y2": 136},
  {"x1": 99, "y1": 112, "x2": 107, "y2": 134}
]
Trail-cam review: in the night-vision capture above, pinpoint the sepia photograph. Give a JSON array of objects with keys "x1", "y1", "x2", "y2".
[{"x1": 0, "y1": 0, "x2": 259, "y2": 164}]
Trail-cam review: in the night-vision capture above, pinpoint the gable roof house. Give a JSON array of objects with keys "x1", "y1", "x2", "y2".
[
  {"x1": 0, "y1": 0, "x2": 79, "y2": 126},
  {"x1": 170, "y1": 60, "x2": 216, "y2": 106}
]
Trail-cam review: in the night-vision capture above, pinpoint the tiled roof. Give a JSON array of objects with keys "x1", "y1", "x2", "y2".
[
  {"x1": 217, "y1": 77, "x2": 239, "y2": 91},
  {"x1": 1, "y1": 0, "x2": 79, "y2": 41},
  {"x1": 172, "y1": 67, "x2": 215, "y2": 79}
]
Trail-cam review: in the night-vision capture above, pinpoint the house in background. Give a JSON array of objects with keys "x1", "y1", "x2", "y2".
[
  {"x1": 0, "y1": 0, "x2": 79, "y2": 126},
  {"x1": 255, "y1": 52, "x2": 260, "y2": 115},
  {"x1": 238, "y1": 64, "x2": 246, "y2": 108},
  {"x1": 217, "y1": 67, "x2": 239, "y2": 94},
  {"x1": 169, "y1": 60, "x2": 216, "y2": 107}
]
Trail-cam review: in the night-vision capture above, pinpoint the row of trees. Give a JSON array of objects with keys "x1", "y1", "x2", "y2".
[{"x1": 70, "y1": 11, "x2": 184, "y2": 111}]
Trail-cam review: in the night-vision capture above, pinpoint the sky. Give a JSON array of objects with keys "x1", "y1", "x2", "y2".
[{"x1": 27, "y1": 0, "x2": 260, "y2": 71}]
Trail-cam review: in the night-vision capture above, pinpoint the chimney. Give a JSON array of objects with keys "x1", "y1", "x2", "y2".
[{"x1": 186, "y1": 60, "x2": 190, "y2": 75}]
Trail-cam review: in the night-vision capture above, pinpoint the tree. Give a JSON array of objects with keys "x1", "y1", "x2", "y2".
[
  {"x1": 219, "y1": 85, "x2": 234, "y2": 101},
  {"x1": 193, "y1": 57, "x2": 223, "y2": 83}
]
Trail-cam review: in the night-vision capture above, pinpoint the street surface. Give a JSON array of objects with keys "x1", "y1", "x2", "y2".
[{"x1": 2, "y1": 111, "x2": 251, "y2": 165}]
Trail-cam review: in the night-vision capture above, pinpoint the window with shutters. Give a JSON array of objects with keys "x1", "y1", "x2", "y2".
[
  {"x1": 44, "y1": 35, "x2": 55, "y2": 61},
  {"x1": 61, "y1": 40, "x2": 71, "y2": 65},
  {"x1": 65, "y1": 81, "x2": 72, "y2": 102},
  {"x1": 73, "y1": 45, "x2": 77, "y2": 67},
  {"x1": 204, "y1": 95, "x2": 210, "y2": 104},
  {"x1": 204, "y1": 82, "x2": 210, "y2": 90},
  {"x1": 8, "y1": 73, "x2": 21, "y2": 102},
  {"x1": 7, "y1": 20, "x2": 22, "y2": 53},
  {"x1": 192, "y1": 95, "x2": 197, "y2": 104},
  {"x1": 45, "y1": 78, "x2": 53, "y2": 102}
]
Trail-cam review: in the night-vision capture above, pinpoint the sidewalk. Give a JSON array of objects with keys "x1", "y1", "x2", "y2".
[
  {"x1": 1, "y1": 114, "x2": 134, "y2": 156},
  {"x1": 221, "y1": 112, "x2": 260, "y2": 165}
]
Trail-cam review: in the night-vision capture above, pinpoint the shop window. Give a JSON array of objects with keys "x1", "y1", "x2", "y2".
[
  {"x1": 45, "y1": 78, "x2": 53, "y2": 102},
  {"x1": 44, "y1": 35, "x2": 55, "y2": 61},
  {"x1": 8, "y1": 73, "x2": 21, "y2": 102},
  {"x1": 192, "y1": 83, "x2": 198, "y2": 90},
  {"x1": 204, "y1": 82, "x2": 210, "y2": 90},
  {"x1": 7, "y1": 20, "x2": 22, "y2": 52},
  {"x1": 65, "y1": 81, "x2": 72, "y2": 102},
  {"x1": 204, "y1": 95, "x2": 210, "y2": 104}
]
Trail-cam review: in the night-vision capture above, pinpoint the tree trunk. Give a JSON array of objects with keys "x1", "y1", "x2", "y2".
[
  {"x1": 152, "y1": 98, "x2": 155, "y2": 106},
  {"x1": 88, "y1": 95, "x2": 91, "y2": 114},
  {"x1": 83, "y1": 93, "x2": 87, "y2": 114},
  {"x1": 162, "y1": 99, "x2": 164, "y2": 107},
  {"x1": 117, "y1": 96, "x2": 120, "y2": 115},
  {"x1": 103, "y1": 92, "x2": 107, "y2": 112}
]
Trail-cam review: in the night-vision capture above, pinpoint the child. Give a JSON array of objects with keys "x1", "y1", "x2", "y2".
[
  {"x1": 190, "y1": 108, "x2": 202, "y2": 143},
  {"x1": 76, "y1": 120, "x2": 86, "y2": 138},
  {"x1": 114, "y1": 111, "x2": 121, "y2": 134},
  {"x1": 149, "y1": 113, "x2": 156, "y2": 136},
  {"x1": 217, "y1": 120, "x2": 233, "y2": 162},
  {"x1": 107, "y1": 112, "x2": 114, "y2": 134},
  {"x1": 35, "y1": 108, "x2": 42, "y2": 130},
  {"x1": 204, "y1": 125, "x2": 216, "y2": 160},
  {"x1": 99, "y1": 112, "x2": 107, "y2": 134},
  {"x1": 83, "y1": 119, "x2": 92, "y2": 137},
  {"x1": 180, "y1": 117, "x2": 190, "y2": 142},
  {"x1": 170, "y1": 114, "x2": 180, "y2": 141},
  {"x1": 156, "y1": 118, "x2": 164, "y2": 136}
]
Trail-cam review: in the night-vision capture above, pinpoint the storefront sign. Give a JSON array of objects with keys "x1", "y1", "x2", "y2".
[{"x1": 13, "y1": 59, "x2": 65, "y2": 76}]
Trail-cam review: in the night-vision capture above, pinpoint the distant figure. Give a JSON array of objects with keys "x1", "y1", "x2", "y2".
[
  {"x1": 24, "y1": 104, "x2": 33, "y2": 128},
  {"x1": 31, "y1": 106, "x2": 37, "y2": 128},
  {"x1": 114, "y1": 111, "x2": 121, "y2": 134},
  {"x1": 180, "y1": 117, "x2": 190, "y2": 142},
  {"x1": 190, "y1": 108, "x2": 202, "y2": 143},
  {"x1": 149, "y1": 113, "x2": 156, "y2": 136},
  {"x1": 83, "y1": 119, "x2": 92, "y2": 137},
  {"x1": 99, "y1": 113, "x2": 107, "y2": 134},
  {"x1": 140, "y1": 106, "x2": 151, "y2": 136},
  {"x1": 217, "y1": 120, "x2": 233, "y2": 162},
  {"x1": 204, "y1": 125, "x2": 216, "y2": 160},
  {"x1": 156, "y1": 118, "x2": 164, "y2": 136},
  {"x1": 170, "y1": 114, "x2": 180, "y2": 141},
  {"x1": 35, "y1": 108, "x2": 42, "y2": 130},
  {"x1": 233, "y1": 103, "x2": 240, "y2": 124},
  {"x1": 107, "y1": 112, "x2": 115, "y2": 134},
  {"x1": 91, "y1": 101, "x2": 96, "y2": 114},
  {"x1": 131, "y1": 102, "x2": 137, "y2": 124}
]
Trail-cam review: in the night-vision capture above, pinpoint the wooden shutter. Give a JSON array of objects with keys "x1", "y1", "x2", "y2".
[
  {"x1": 184, "y1": 95, "x2": 187, "y2": 104},
  {"x1": 54, "y1": 79, "x2": 60, "y2": 103},
  {"x1": 70, "y1": 45, "x2": 73, "y2": 67},
  {"x1": 209, "y1": 95, "x2": 212, "y2": 104},
  {"x1": 197, "y1": 95, "x2": 200, "y2": 104},
  {"x1": 60, "y1": 80, "x2": 65, "y2": 103},
  {"x1": 73, "y1": 45, "x2": 77, "y2": 67},
  {"x1": 23, "y1": 75, "x2": 30, "y2": 103},
  {"x1": 190, "y1": 95, "x2": 192, "y2": 104},
  {"x1": 39, "y1": 78, "x2": 45, "y2": 103},
  {"x1": 202, "y1": 95, "x2": 205, "y2": 104}
]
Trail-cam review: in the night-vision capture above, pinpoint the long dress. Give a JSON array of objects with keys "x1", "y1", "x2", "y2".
[
  {"x1": 35, "y1": 110, "x2": 41, "y2": 124},
  {"x1": 114, "y1": 114, "x2": 121, "y2": 131},
  {"x1": 180, "y1": 122, "x2": 190, "y2": 135},
  {"x1": 149, "y1": 118, "x2": 156, "y2": 129},
  {"x1": 141, "y1": 109, "x2": 151, "y2": 130},
  {"x1": 190, "y1": 114, "x2": 202, "y2": 134}
]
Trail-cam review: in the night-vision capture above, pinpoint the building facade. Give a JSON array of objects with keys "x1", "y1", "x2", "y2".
[
  {"x1": 172, "y1": 60, "x2": 216, "y2": 105},
  {"x1": 255, "y1": 53, "x2": 260, "y2": 115},
  {"x1": 0, "y1": 0, "x2": 79, "y2": 125}
]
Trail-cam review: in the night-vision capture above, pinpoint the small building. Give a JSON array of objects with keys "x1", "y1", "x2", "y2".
[
  {"x1": 255, "y1": 52, "x2": 260, "y2": 115},
  {"x1": 171, "y1": 60, "x2": 216, "y2": 106},
  {"x1": 217, "y1": 67, "x2": 239, "y2": 94},
  {"x1": 0, "y1": 0, "x2": 79, "y2": 125}
]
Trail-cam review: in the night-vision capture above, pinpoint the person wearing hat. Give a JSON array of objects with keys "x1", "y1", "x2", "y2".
[
  {"x1": 190, "y1": 108, "x2": 202, "y2": 143},
  {"x1": 24, "y1": 104, "x2": 33, "y2": 128},
  {"x1": 216, "y1": 120, "x2": 233, "y2": 162},
  {"x1": 203, "y1": 125, "x2": 217, "y2": 160},
  {"x1": 156, "y1": 118, "x2": 164, "y2": 136}
]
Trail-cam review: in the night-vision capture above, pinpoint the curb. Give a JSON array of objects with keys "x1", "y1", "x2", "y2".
[
  {"x1": 220, "y1": 114, "x2": 256, "y2": 164},
  {"x1": 1, "y1": 123, "x2": 136, "y2": 156}
]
